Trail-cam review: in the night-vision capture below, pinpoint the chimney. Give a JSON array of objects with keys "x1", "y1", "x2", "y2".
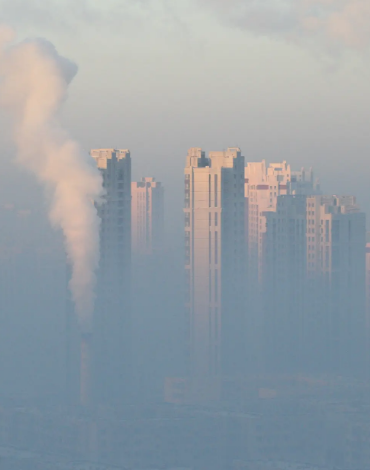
[{"x1": 80, "y1": 332, "x2": 92, "y2": 407}]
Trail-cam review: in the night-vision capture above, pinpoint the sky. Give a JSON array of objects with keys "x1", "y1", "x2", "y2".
[{"x1": 1, "y1": 0, "x2": 370, "y2": 241}]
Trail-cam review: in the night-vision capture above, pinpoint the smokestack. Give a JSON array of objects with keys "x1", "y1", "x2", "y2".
[{"x1": 80, "y1": 332, "x2": 92, "y2": 407}]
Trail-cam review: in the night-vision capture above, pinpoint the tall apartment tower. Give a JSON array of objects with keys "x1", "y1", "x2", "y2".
[
  {"x1": 305, "y1": 195, "x2": 366, "y2": 375},
  {"x1": 91, "y1": 148, "x2": 132, "y2": 405},
  {"x1": 244, "y1": 161, "x2": 319, "y2": 371},
  {"x1": 131, "y1": 177, "x2": 164, "y2": 256},
  {"x1": 263, "y1": 195, "x2": 307, "y2": 373},
  {"x1": 245, "y1": 161, "x2": 320, "y2": 287},
  {"x1": 184, "y1": 147, "x2": 245, "y2": 382},
  {"x1": 245, "y1": 161, "x2": 291, "y2": 287},
  {"x1": 290, "y1": 167, "x2": 320, "y2": 195}
]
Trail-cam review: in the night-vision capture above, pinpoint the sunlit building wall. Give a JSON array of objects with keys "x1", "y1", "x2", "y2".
[
  {"x1": 131, "y1": 177, "x2": 164, "y2": 256},
  {"x1": 184, "y1": 147, "x2": 245, "y2": 381}
]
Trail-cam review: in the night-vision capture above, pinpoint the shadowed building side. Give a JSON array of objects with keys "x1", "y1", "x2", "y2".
[
  {"x1": 91, "y1": 148, "x2": 132, "y2": 406},
  {"x1": 263, "y1": 195, "x2": 307, "y2": 374}
]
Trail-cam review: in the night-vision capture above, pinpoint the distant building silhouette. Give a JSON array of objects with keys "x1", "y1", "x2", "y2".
[
  {"x1": 91, "y1": 148, "x2": 132, "y2": 406},
  {"x1": 244, "y1": 161, "x2": 320, "y2": 372},
  {"x1": 305, "y1": 195, "x2": 366, "y2": 376},
  {"x1": 263, "y1": 195, "x2": 307, "y2": 373},
  {"x1": 131, "y1": 177, "x2": 164, "y2": 256}
]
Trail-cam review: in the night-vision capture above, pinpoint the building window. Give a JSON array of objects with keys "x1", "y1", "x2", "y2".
[
  {"x1": 214, "y1": 175, "x2": 218, "y2": 208},
  {"x1": 215, "y1": 269, "x2": 218, "y2": 301},
  {"x1": 332, "y1": 220, "x2": 340, "y2": 243},
  {"x1": 209, "y1": 231, "x2": 212, "y2": 264},
  {"x1": 185, "y1": 231, "x2": 190, "y2": 247},
  {"x1": 185, "y1": 248, "x2": 190, "y2": 266},
  {"x1": 325, "y1": 220, "x2": 330, "y2": 243},
  {"x1": 325, "y1": 246, "x2": 329, "y2": 269},
  {"x1": 185, "y1": 213, "x2": 190, "y2": 227},
  {"x1": 215, "y1": 231, "x2": 218, "y2": 264},
  {"x1": 209, "y1": 174, "x2": 211, "y2": 208}
]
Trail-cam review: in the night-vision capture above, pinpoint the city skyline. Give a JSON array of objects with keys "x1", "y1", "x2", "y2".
[
  {"x1": 60, "y1": 142, "x2": 370, "y2": 410},
  {"x1": 1, "y1": 3, "x2": 370, "y2": 467},
  {"x1": 0, "y1": 141, "x2": 370, "y2": 468}
]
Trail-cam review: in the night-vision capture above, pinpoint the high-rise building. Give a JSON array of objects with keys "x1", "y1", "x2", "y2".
[
  {"x1": 263, "y1": 195, "x2": 307, "y2": 372},
  {"x1": 131, "y1": 177, "x2": 164, "y2": 256},
  {"x1": 305, "y1": 195, "x2": 366, "y2": 375},
  {"x1": 245, "y1": 161, "x2": 320, "y2": 288},
  {"x1": 130, "y1": 177, "x2": 166, "y2": 401},
  {"x1": 244, "y1": 161, "x2": 319, "y2": 371},
  {"x1": 245, "y1": 161, "x2": 291, "y2": 287},
  {"x1": 290, "y1": 167, "x2": 320, "y2": 195},
  {"x1": 184, "y1": 147, "x2": 245, "y2": 384},
  {"x1": 90, "y1": 148, "x2": 132, "y2": 405}
]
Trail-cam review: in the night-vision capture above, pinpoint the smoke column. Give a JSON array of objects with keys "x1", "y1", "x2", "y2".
[{"x1": 0, "y1": 27, "x2": 104, "y2": 334}]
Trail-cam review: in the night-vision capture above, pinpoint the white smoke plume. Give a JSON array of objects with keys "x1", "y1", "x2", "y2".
[
  {"x1": 198, "y1": 0, "x2": 370, "y2": 51},
  {"x1": 0, "y1": 26, "x2": 104, "y2": 333}
]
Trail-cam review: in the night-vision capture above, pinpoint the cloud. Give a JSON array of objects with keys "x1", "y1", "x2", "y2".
[
  {"x1": 17, "y1": 209, "x2": 31, "y2": 218},
  {"x1": 1, "y1": 203, "x2": 15, "y2": 211},
  {"x1": 0, "y1": 0, "x2": 99, "y2": 31},
  {"x1": 2, "y1": 0, "x2": 369, "y2": 51},
  {"x1": 197, "y1": 0, "x2": 370, "y2": 51},
  {"x1": 0, "y1": 0, "x2": 167, "y2": 34}
]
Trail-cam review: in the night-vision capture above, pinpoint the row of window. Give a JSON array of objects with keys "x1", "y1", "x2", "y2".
[
  {"x1": 208, "y1": 269, "x2": 219, "y2": 302},
  {"x1": 209, "y1": 213, "x2": 218, "y2": 227},
  {"x1": 208, "y1": 232, "x2": 218, "y2": 265},
  {"x1": 208, "y1": 174, "x2": 218, "y2": 208}
]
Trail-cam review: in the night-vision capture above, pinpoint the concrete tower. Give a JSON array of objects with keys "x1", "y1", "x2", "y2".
[
  {"x1": 91, "y1": 148, "x2": 132, "y2": 405},
  {"x1": 131, "y1": 177, "x2": 164, "y2": 256},
  {"x1": 263, "y1": 195, "x2": 307, "y2": 373},
  {"x1": 305, "y1": 195, "x2": 366, "y2": 375},
  {"x1": 184, "y1": 147, "x2": 245, "y2": 389}
]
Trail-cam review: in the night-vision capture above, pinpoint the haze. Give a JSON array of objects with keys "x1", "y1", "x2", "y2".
[{"x1": 0, "y1": 1, "x2": 370, "y2": 469}]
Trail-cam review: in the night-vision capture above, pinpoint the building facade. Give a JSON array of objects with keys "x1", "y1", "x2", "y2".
[
  {"x1": 245, "y1": 161, "x2": 320, "y2": 288},
  {"x1": 184, "y1": 147, "x2": 245, "y2": 384},
  {"x1": 131, "y1": 177, "x2": 164, "y2": 256},
  {"x1": 305, "y1": 195, "x2": 366, "y2": 375},
  {"x1": 91, "y1": 148, "x2": 132, "y2": 405},
  {"x1": 245, "y1": 161, "x2": 291, "y2": 288},
  {"x1": 244, "y1": 161, "x2": 319, "y2": 372},
  {"x1": 263, "y1": 195, "x2": 307, "y2": 373}
]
